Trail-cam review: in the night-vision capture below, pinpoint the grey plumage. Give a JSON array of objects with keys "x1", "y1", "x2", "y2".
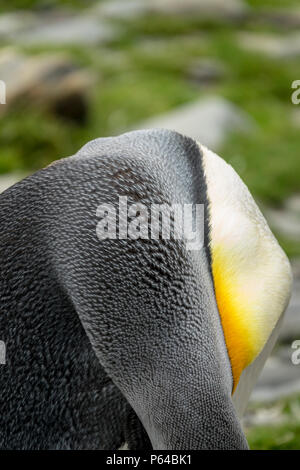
[{"x1": 0, "y1": 129, "x2": 248, "y2": 449}]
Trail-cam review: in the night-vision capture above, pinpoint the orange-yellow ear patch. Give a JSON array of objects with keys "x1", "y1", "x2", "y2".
[
  {"x1": 200, "y1": 144, "x2": 292, "y2": 394},
  {"x1": 212, "y1": 245, "x2": 262, "y2": 392}
]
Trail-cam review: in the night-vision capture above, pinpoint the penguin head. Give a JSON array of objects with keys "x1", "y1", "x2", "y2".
[{"x1": 200, "y1": 144, "x2": 292, "y2": 400}]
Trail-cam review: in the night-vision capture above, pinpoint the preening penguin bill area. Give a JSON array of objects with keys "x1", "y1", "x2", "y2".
[{"x1": 0, "y1": 129, "x2": 292, "y2": 451}]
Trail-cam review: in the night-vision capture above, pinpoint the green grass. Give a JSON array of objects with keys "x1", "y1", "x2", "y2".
[
  {"x1": 246, "y1": 395, "x2": 300, "y2": 450},
  {"x1": 0, "y1": 0, "x2": 97, "y2": 13},
  {"x1": 277, "y1": 237, "x2": 300, "y2": 259},
  {"x1": 247, "y1": 423, "x2": 300, "y2": 450},
  {"x1": 246, "y1": 0, "x2": 300, "y2": 8}
]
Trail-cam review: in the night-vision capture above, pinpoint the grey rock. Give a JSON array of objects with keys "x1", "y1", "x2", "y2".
[
  {"x1": 285, "y1": 194, "x2": 300, "y2": 216},
  {"x1": 0, "y1": 174, "x2": 24, "y2": 194},
  {"x1": 250, "y1": 348, "x2": 300, "y2": 404},
  {"x1": 98, "y1": 0, "x2": 248, "y2": 21},
  {"x1": 239, "y1": 32, "x2": 300, "y2": 59},
  {"x1": 0, "y1": 49, "x2": 94, "y2": 122},
  {"x1": 291, "y1": 258, "x2": 300, "y2": 280},
  {"x1": 279, "y1": 294, "x2": 300, "y2": 344},
  {"x1": 243, "y1": 403, "x2": 286, "y2": 428},
  {"x1": 15, "y1": 14, "x2": 117, "y2": 46},
  {"x1": 149, "y1": 0, "x2": 247, "y2": 19},
  {"x1": 0, "y1": 11, "x2": 36, "y2": 40},
  {"x1": 187, "y1": 59, "x2": 226, "y2": 85},
  {"x1": 279, "y1": 261, "x2": 300, "y2": 343},
  {"x1": 291, "y1": 109, "x2": 300, "y2": 129},
  {"x1": 0, "y1": 9, "x2": 118, "y2": 46},
  {"x1": 96, "y1": 0, "x2": 147, "y2": 20},
  {"x1": 136, "y1": 97, "x2": 252, "y2": 150},
  {"x1": 255, "y1": 8, "x2": 300, "y2": 29},
  {"x1": 264, "y1": 205, "x2": 300, "y2": 241}
]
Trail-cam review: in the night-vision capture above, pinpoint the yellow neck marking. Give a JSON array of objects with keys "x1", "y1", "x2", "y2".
[
  {"x1": 200, "y1": 143, "x2": 292, "y2": 394},
  {"x1": 212, "y1": 245, "x2": 261, "y2": 392}
]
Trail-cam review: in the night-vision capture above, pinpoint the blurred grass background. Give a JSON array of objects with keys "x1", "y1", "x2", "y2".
[{"x1": 0, "y1": 0, "x2": 299, "y2": 449}]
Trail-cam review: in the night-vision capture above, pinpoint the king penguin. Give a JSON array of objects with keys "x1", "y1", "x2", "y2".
[{"x1": 0, "y1": 129, "x2": 292, "y2": 450}]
